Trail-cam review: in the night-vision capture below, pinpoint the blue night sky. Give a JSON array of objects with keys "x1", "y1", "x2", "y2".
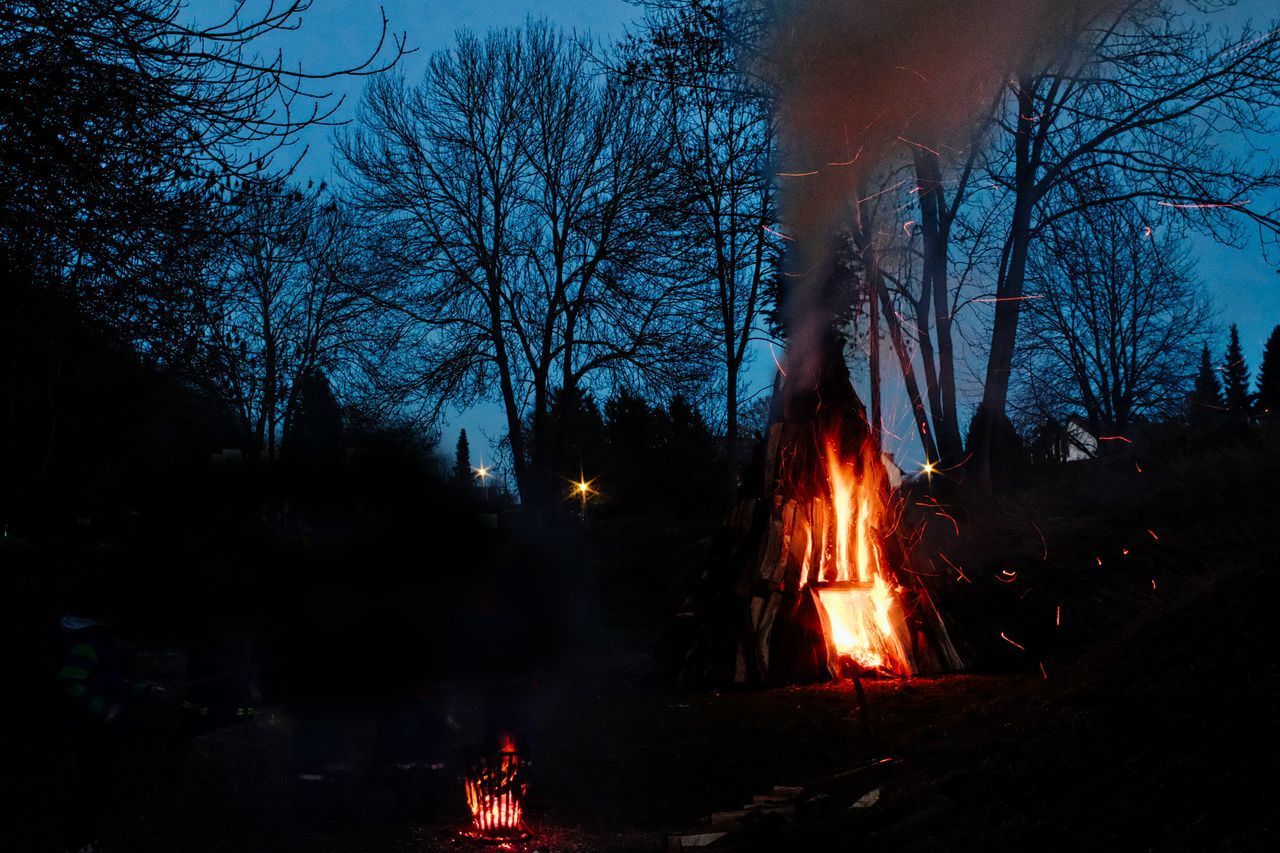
[{"x1": 190, "y1": 0, "x2": 1280, "y2": 473}]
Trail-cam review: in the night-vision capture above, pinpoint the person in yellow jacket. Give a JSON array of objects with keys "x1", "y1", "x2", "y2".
[{"x1": 54, "y1": 613, "x2": 150, "y2": 853}]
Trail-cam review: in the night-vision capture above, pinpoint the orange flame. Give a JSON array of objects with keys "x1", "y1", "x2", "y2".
[
  {"x1": 802, "y1": 433, "x2": 913, "y2": 674},
  {"x1": 464, "y1": 735, "x2": 526, "y2": 838}
]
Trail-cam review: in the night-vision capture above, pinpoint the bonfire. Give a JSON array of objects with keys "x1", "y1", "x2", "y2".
[{"x1": 668, "y1": 334, "x2": 962, "y2": 686}]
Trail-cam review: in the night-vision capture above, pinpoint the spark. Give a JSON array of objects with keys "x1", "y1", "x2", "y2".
[
  {"x1": 1228, "y1": 27, "x2": 1280, "y2": 55},
  {"x1": 896, "y1": 136, "x2": 941, "y2": 156},
  {"x1": 1151, "y1": 578, "x2": 1158, "y2": 590},
  {"x1": 474, "y1": 463, "x2": 491, "y2": 481},
  {"x1": 1097, "y1": 435, "x2": 1132, "y2": 444},
  {"x1": 939, "y1": 552, "x2": 969, "y2": 583},
  {"x1": 762, "y1": 224, "x2": 794, "y2": 242},
  {"x1": 1095, "y1": 556, "x2": 1103, "y2": 567},
  {"x1": 777, "y1": 170, "x2": 819, "y2": 178},
  {"x1": 826, "y1": 145, "x2": 864, "y2": 167},
  {"x1": 903, "y1": 220, "x2": 915, "y2": 236},
  {"x1": 856, "y1": 179, "x2": 907, "y2": 205},
  {"x1": 919, "y1": 495, "x2": 958, "y2": 536},
  {"x1": 1000, "y1": 631, "x2": 1025, "y2": 652},
  {"x1": 973, "y1": 294, "x2": 1044, "y2": 303},
  {"x1": 1142, "y1": 225, "x2": 1153, "y2": 237},
  {"x1": 1147, "y1": 528, "x2": 1159, "y2": 542},
  {"x1": 996, "y1": 569, "x2": 1018, "y2": 584},
  {"x1": 768, "y1": 341, "x2": 788, "y2": 377},
  {"x1": 1135, "y1": 462, "x2": 1143, "y2": 474},
  {"x1": 919, "y1": 459, "x2": 938, "y2": 479},
  {"x1": 1055, "y1": 605, "x2": 1061, "y2": 627},
  {"x1": 1122, "y1": 547, "x2": 1130, "y2": 556},
  {"x1": 1032, "y1": 521, "x2": 1047, "y2": 560},
  {"x1": 1038, "y1": 661, "x2": 1049, "y2": 680},
  {"x1": 894, "y1": 65, "x2": 929, "y2": 82},
  {"x1": 1157, "y1": 199, "x2": 1250, "y2": 209}
]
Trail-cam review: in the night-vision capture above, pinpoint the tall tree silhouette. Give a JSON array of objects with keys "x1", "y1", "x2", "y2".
[
  {"x1": 1188, "y1": 344, "x2": 1224, "y2": 427},
  {"x1": 1016, "y1": 202, "x2": 1208, "y2": 435},
  {"x1": 1222, "y1": 325, "x2": 1252, "y2": 423},
  {"x1": 454, "y1": 430, "x2": 473, "y2": 485},
  {"x1": 620, "y1": 2, "x2": 780, "y2": 459},
  {"x1": 1257, "y1": 325, "x2": 1280, "y2": 418},
  {"x1": 282, "y1": 369, "x2": 344, "y2": 466},
  {"x1": 969, "y1": 6, "x2": 1280, "y2": 489},
  {"x1": 341, "y1": 23, "x2": 706, "y2": 508}
]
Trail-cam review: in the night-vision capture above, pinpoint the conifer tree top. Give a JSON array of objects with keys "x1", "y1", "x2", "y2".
[
  {"x1": 1222, "y1": 324, "x2": 1253, "y2": 417},
  {"x1": 1259, "y1": 325, "x2": 1280, "y2": 415}
]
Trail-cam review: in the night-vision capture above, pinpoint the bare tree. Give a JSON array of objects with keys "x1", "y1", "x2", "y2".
[
  {"x1": 193, "y1": 182, "x2": 391, "y2": 460},
  {"x1": 0, "y1": 0, "x2": 407, "y2": 292},
  {"x1": 1014, "y1": 200, "x2": 1210, "y2": 436},
  {"x1": 340, "y1": 24, "x2": 705, "y2": 506},
  {"x1": 901, "y1": 139, "x2": 992, "y2": 465},
  {"x1": 622, "y1": 1, "x2": 781, "y2": 458},
  {"x1": 845, "y1": 189, "x2": 941, "y2": 464},
  {"x1": 970, "y1": 1, "x2": 1280, "y2": 486},
  {"x1": 0, "y1": 1, "x2": 407, "y2": 484}
]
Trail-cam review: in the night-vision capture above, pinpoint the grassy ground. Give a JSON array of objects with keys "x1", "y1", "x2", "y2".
[{"x1": 2, "y1": 435, "x2": 1276, "y2": 851}]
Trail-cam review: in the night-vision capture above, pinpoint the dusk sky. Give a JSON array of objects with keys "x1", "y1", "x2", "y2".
[{"x1": 192, "y1": 0, "x2": 1280, "y2": 471}]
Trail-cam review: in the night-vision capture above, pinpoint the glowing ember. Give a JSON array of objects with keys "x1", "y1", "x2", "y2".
[
  {"x1": 798, "y1": 433, "x2": 914, "y2": 674},
  {"x1": 464, "y1": 734, "x2": 527, "y2": 841}
]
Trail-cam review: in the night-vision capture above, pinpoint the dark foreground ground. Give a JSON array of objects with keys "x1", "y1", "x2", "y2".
[{"x1": 2, "y1": 436, "x2": 1277, "y2": 852}]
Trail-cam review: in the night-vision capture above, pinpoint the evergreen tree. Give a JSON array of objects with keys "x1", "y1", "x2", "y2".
[
  {"x1": 282, "y1": 370, "x2": 344, "y2": 465},
  {"x1": 1257, "y1": 324, "x2": 1280, "y2": 417},
  {"x1": 1222, "y1": 324, "x2": 1253, "y2": 421},
  {"x1": 454, "y1": 430, "x2": 472, "y2": 484},
  {"x1": 1188, "y1": 344, "x2": 1223, "y2": 426}
]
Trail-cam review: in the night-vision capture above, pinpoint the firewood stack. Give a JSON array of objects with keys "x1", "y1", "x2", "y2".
[{"x1": 665, "y1": 334, "x2": 963, "y2": 686}]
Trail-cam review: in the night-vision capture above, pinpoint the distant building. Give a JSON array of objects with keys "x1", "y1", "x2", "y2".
[
  {"x1": 881, "y1": 451, "x2": 905, "y2": 488},
  {"x1": 1032, "y1": 415, "x2": 1098, "y2": 464},
  {"x1": 211, "y1": 448, "x2": 245, "y2": 467}
]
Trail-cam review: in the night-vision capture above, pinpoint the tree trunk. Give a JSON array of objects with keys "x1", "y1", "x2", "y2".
[
  {"x1": 913, "y1": 150, "x2": 963, "y2": 464},
  {"x1": 489, "y1": 295, "x2": 532, "y2": 508},
  {"x1": 868, "y1": 277, "x2": 881, "y2": 442},
  {"x1": 726, "y1": 359, "x2": 739, "y2": 461},
  {"x1": 912, "y1": 276, "x2": 944, "y2": 460},
  {"x1": 873, "y1": 264, "x2": 940, "y2": 466},
  {"x1": 262, "y1": 323, "x2": 277, "y2": 463},
  {"x1": 973, "y1": 194, "x2": 1034, "y2": 490},
  {"x1": 972, "y1": 81, "x2": 1038, "y2": 491}
]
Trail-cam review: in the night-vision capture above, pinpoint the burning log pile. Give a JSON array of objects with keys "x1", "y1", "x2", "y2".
[{"x1": 669, "y1": 336, "x2": 962, "y2": 686}]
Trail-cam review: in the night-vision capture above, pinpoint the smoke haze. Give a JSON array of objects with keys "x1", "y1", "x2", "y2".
[{"x1": 762, "y1": 0, "x2": 1118, "y2": 382}]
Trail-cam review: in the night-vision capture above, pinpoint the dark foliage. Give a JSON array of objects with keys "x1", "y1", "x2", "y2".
[
  {"x1": 1222, "y1": 323, "x2": 1253, "y2": 423},
  {"x1": 0, "y1": 284, "x2": 240, "y2": 536},
  {"x1": 281, "y1": 370, "x2": 344, "y2": 467},
  {"x1": 966, "y1": 403, "x2": 1029, "y2": 485},
  {"x1": 1257, "y1": 324, "x2": 1280, "y2": 417},
  {"x1": 1187, "y1": 343, "x2": 1224, "y2": 426},
  {"x1": 539, "y1": 388, "x2": 732, "y2": 519},
  {"x1": 453, "y1": 430, "x2": 473, "y2": 485}
]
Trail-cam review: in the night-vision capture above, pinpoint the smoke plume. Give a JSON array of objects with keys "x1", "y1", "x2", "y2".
[{"x1": 762, "y1": 0, "x2": 1116, "y2": 384}]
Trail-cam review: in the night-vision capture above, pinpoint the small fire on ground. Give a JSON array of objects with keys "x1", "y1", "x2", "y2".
[
  {"x1": 800, "y1": 433, "x2": 912, "y2": 674},
  {"x1": 464, "y1": 734, "x2": 528, "y2": 842}
]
